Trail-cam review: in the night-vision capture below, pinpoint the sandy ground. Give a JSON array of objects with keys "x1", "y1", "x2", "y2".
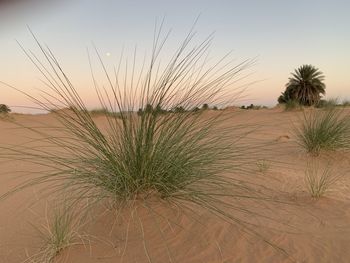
[{"x1": 1, "y1": 108, "x2": 350, "y2": 263}]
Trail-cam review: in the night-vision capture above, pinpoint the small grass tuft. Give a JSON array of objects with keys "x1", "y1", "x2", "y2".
[
  {"x1": 28, "y1": 206, "x2": 80, "y2": 263},
  {"x1": 256, "y1": 159, "x2": 270, "y2": 173},
  {"x1": 295, "y1": 108, "x2": 350, "y2": 156},
  {"x1": 304, "y1": 159, "x2": 341, "y2": 198}
]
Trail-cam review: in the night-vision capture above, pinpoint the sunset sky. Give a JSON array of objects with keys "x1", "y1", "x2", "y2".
[{"x1": 1, "y1": 0, "x2": 349, "y2": 112}]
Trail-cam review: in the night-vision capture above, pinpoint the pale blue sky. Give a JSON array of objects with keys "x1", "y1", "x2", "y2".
[{"x1": 1, "y1": 0, "x2": 349, "y2": 112}]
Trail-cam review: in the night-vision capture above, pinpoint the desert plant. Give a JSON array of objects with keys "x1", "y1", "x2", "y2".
[
  {"x1": 295, "y1": 108, "x2": 350, "y2": 155},
  {"x1": 191, "y1": 106, "x2": 200, "y2": 112},
  {"x1": 173, "y1": 106, "x2": 185, "y2": 113},
  {"x1": 137, "y1": 104, "x2": 166, "y2": 116},
  {"x1": 256, "y1": 159, "x2": 270, "y2": 173},
  {"x1": 202, "y1": 103, "x2": 209, "y2": 110},
  {"x1": 316, "y1": 98, "x2": 339, "y2": 109},
  {"x1": 304, "y1": 159, "x2": 341, "y2": 198},
  {"x1": 242, "y1": 104, "x2": 266, "y2": 110},
  {"x1": 247, "y1": 104, "x2": 254, "y2": 109},
  {"x1": 28, "y1": 205, "x2": 80, "y2": 263},
  {"x1": 0, "y1": 104, "x2": 11, "y2": 113},
  {"x1": 0, "y1": 27, "x2": 286, "y2": 261},
  {"x1": 279, "y1": 65, "x2": 326, "y2": 106}
]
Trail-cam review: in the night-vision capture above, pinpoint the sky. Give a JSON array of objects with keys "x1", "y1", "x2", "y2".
[{"x1": 0, "y1": 0, "x2": 349, "y2": 112}]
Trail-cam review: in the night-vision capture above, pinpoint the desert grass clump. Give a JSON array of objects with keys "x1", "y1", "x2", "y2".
[
  {"x1": 304, "y1": 159, "x2": 341, "y2": 198},
  {"x1": 0, "y1": 26, "x2": 284, "y2": 260},
  {"x1": 28, "y1": 206, "x2": 80, "y2": 263},
  {"x1": 295, "y1": 108, "x2": 350, "y2": 156},
  {"x1": 316, "y1": 98, "x2": 339, "y2": 109}
]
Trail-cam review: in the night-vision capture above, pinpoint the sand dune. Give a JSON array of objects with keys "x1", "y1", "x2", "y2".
[{"x1": 1, "y1": 108, "x2": 350, "y2": 263}]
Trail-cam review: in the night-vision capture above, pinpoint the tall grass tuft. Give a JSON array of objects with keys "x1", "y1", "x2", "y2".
[
  {"x1": 295, "y1": 108, "x2": 350, "y2": 156},
  {"x1": 1, "y1": 25, "x2": 286, "y2": 260}
]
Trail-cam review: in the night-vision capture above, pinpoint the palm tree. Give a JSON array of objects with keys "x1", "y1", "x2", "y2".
[
  {"x1": 282, "y1": 65, "x2": 326, "y2": 106},
  {"x1": 0, "y1": 104, "x2": 11, "y2": 113}
]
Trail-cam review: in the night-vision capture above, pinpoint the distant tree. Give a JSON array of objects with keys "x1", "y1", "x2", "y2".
[
  {"x1": 137, "y1": 108, "x2": 143, "y2": 116},
  {"x1": 202, "y1": 103, "x2": 209, "y2": 110},
  {"x1": 155, "y1": 104, "x2": 162, "y2": 113},
  {"x1": 174, "y1": 106, "x2": 185, "y2": 113},
  {"x1": 279, "y1": 65, "x2": 326, "y2": 106},
  {"x1": 212, "y1": 106, "x2": 218, "y2": 110},
  {"x1": 277, "y1": 94, "x2": 287, "y2": 104},
  {"x1": 0, "y1": 104, "x2": 11, "y2": 113},
  {"x1": 138, "y1": 103, "x2": 166, "y2": 116},
  {"x1": 144, "y1": 104, "x2": 153, "y2": 113}
]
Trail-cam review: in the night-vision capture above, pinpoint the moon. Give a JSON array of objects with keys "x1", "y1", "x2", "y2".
[{"x1": 106, "y1": 52, "x2": 111, "y2": 57}]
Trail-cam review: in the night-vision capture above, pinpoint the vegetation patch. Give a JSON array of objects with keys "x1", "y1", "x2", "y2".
[
  {"x1": 295, "y1": 108, "x2": 350, "y2": 156},
  {"x1": 278, "y1": 65, "x2": 325, "y2": 106},
  {"x1": 0, "y1": 27, "x2": 285, "y2": 261},
  {"x1": 304, "y1": 159, "x2": 342, "y2": 198},
  {"x1": 0, "y1": 104, "x2": 11, "y2": 113}
]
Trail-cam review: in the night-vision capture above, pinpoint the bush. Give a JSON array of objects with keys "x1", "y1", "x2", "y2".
[
  {"x1": 0, "y1": 104, "x2": 11, "y2": 113},
  {"x1": 240, "y1": 104, "x2": 267, "y2": 110},
  {"x1": 202, "y1": 103, "x2": 209, "y2": 110},
  {"x1": 173, "y1": 106, "x2": 185, "y2": 113},
  {"x1": 137, "y1": 104, "x2": 166, "y2": 116},
  {"x1": 191, "y1": 106, "x2": 200, "y2": 112},
  {"x1": 295, "y1": 108, "x2": 350, "y2": 156},
  {"x1": 315, "y1": 98, "x2": 338, "y2": 109}
]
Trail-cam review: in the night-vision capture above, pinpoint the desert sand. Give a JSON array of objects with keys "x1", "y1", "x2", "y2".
[{"x1": 1, "y1": 107, "x2": 350, "y2": 263}]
